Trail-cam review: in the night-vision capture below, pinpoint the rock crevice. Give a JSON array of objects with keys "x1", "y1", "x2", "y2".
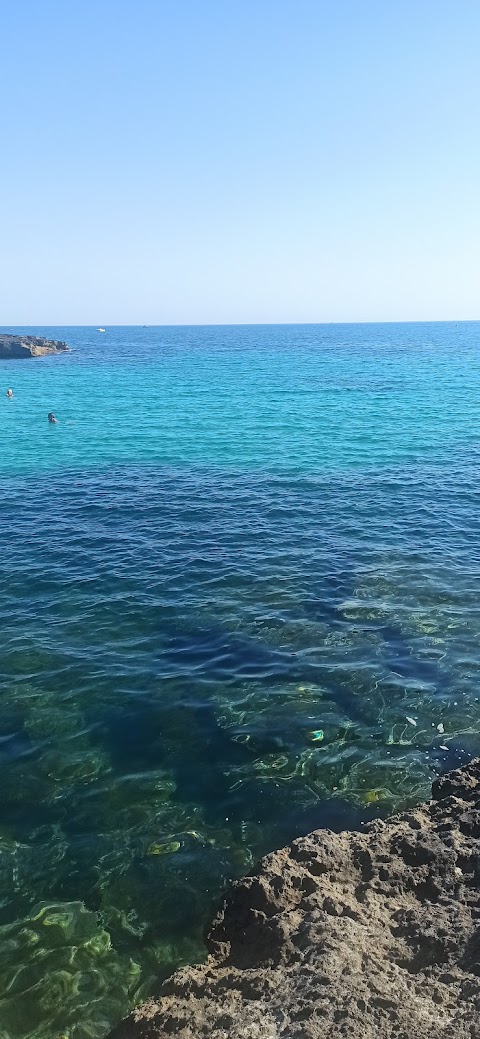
[{"x1": 110, "y1": 761, "x2": 480, "y2": 1039}]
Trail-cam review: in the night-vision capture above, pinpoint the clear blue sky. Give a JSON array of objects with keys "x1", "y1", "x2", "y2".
[{"x1": 1, "y1": 1, "x2": 479, "y2": 324}]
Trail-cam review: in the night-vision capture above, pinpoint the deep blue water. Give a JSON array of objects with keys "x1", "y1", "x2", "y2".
[{"x1": 1, "y1": 323, "x2": 480, "y2": 1038}]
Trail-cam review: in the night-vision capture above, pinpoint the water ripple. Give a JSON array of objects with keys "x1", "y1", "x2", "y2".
[{"x1": 1, "y1": 324, "x2": 480, "y2": 1037}]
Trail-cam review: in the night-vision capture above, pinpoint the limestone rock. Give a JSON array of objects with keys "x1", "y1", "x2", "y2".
[
  {"x1": 109, "y1": 759, "x2": 480, "y2": 1039},
  {"x1": 0, "y1": 334, "x2": 69, "y2": 358}
]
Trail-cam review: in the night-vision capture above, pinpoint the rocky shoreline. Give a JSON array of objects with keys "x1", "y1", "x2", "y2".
[
  {"x1": 0, "y1": 333, "x2": 69, "y2": 358},
  {"x1": 110, "y1": 759, "x2": 480, "y2": 1039}
]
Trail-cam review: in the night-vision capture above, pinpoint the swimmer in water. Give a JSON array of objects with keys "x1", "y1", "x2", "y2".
[
  {"x1": 6, "y1": 389, "x2": 13, "y2": 399},
  {"x1": 47, "y1": 412, "x2": 58, "y2": 423}
]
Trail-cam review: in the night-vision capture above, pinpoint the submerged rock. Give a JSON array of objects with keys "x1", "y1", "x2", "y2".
[
  {"x1": 0, "y1": 334, "x2": 69, "y2": 358},
  {"x1": 109, "y1": 759, "x2": 480, "y2": 1039}
]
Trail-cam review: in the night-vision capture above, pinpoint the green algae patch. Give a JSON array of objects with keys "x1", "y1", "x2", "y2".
[
  {"x1": 146, "y1": 841, "x2": 181, "y2": 857},
  {"x1": 0, "y1": 901, "x2": 143, "y2": 1039}
]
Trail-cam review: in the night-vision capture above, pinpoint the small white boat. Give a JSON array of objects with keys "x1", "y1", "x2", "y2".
[{"x1": 97, "y1": 328, "x2": 106, "y2": 333}]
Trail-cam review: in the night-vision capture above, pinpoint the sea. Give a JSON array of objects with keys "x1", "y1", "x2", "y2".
[{"x1": 1, "y1": 322, "x2": 480, "y2": 1039}]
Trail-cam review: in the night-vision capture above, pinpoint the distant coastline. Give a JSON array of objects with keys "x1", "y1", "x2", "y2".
[{"x1": 0, "y1": 333, "x2": 69, "y2": 359}]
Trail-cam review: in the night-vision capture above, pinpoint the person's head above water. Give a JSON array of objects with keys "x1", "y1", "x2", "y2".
[
  {"x1": 6, "y1": 389, "x2": 13, "y2": 398},
  {"x1": 47, "y1": 412, "x2": 58, "y2": 423}
]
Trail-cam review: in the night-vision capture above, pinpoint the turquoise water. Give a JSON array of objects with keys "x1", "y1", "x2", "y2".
[{"x1": 1, "y1": 323, "x2": 480, "y2": 1037}]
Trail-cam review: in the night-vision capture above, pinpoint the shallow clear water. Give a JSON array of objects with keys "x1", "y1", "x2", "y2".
[{"x1": 1, "y1": 323, "x2": 480, "y2": 1038}]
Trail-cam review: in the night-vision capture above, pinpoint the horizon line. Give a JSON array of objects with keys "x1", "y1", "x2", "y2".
[{"x1": 1, "y1": 319, "x2": 479, "y2": 328}]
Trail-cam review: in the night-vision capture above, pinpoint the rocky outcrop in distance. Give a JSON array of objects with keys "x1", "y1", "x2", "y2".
[
  {"x1": 0, "y1": 334, "x2": 69, "y2": 358},
  {"x1": 110, "y1": 759, "x2": 480, "y2": 1039}
]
